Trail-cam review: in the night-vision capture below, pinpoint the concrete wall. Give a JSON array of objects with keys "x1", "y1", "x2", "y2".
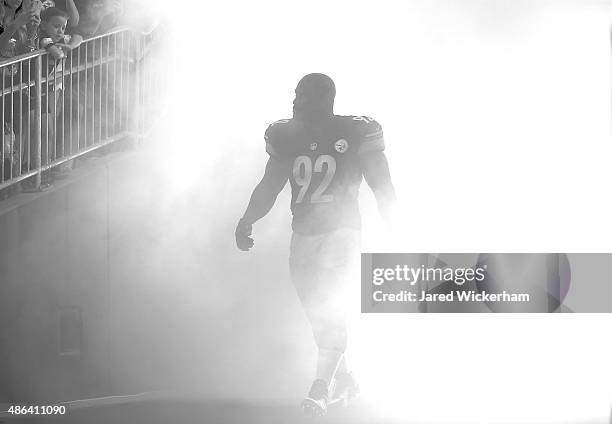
[
  {"x1": 0, "y1": 154, "x2": 147, "y2": 402},
  {"x1": 0, "y1": 149, "x2": 313, "y2": 405}
]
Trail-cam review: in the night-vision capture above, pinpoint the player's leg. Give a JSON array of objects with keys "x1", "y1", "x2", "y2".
[
  {"x1": 310, "y1": 302, "x2": 347, "y2": 389},
  {"x1": 318, "y1": 228, "x2": 361, "y2": 403},
  {"x1": 290, "y1": 229, "x2": 361, "y2": 414},
  {"x1": 298, "y1": 310, "x2": 347, "y2": 415},
  {"x1": 289, "y1": 232, "x2": 345, "y2": 415}
]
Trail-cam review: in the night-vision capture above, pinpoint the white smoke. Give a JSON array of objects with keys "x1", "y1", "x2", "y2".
[{"x1": 120, "y1": 0, "x2": 612, "y2": 421}]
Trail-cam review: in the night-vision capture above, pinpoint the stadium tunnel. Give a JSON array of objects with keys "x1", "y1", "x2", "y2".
[{"x1": 2, "y1": 1, "x2": 612, "y2": 423}]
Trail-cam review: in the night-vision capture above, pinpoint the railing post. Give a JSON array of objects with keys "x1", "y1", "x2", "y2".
[
  {"x1": 34, "y1": 54, "x2": 42, "y2": 189},
  {"x1": 135, "y1": 33, "x2": 143, "y2": 144},
  {"x1": 0, "y1": 27, "x2": 163, "y2": 194}
]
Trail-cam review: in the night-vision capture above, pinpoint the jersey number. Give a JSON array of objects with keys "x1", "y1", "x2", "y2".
[{"x1": 293, "y1": 155, "x2": 336, "y2": 204}]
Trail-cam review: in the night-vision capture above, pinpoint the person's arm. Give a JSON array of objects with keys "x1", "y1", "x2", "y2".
[
  {"x1": 65, "y1": 0, "x2": 79, "y2": 26},
  {"x1": 0, "y1": 26, "x2": 16, "y2": 54},
  {"x1": 236, "y1": 157, "x2": 288, "y2": 251},
  {"x1": 55, "y1": 33, "x2": 83, "y2": 50},
  {"x1": 68, "y1": 34, "x2": 83, "y2": 48},
  {"x1": 361, "y1": 151, "x2": 396, "y2": 225},
  {"x1": 48, "y1": 33, "x2": 82, "y2": 61},
  {"x1": 242, "y1": 157, "x2": 288, "y2": 224},
  {"x1": 0, "y1": 10, "x2": 36, "y2": 54}
]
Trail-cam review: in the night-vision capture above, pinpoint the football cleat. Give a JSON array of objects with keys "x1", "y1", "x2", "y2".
[
  {"x1": 331, "y1": 372, "x2": 360, "y2": 406},
  {"x1": 301, "y1": 379, "x2": 328, "y2": 417}
]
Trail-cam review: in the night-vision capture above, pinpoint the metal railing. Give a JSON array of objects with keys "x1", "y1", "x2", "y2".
[{"x1": 0, "y1": 25, "x2": 164, "y2": 192}]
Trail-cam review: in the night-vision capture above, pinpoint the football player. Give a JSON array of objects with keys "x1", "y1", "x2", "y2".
[{"x1": 235, "y1": 73, "x2": 396, "y2": 416}]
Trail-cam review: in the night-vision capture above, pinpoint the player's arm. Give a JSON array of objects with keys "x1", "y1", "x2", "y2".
[
  {"x1": 235, "y1": 156, "x2": 288, "y2": 251},
  {"x1": 355, "y1": 117, "x2": 396, "y2": 224},
  {"x1": 242, "y1": 157, "x2": 288, "y2": 224},
  {"x1": 361, "y1": 150, "x2": 396, "y2": 225}
]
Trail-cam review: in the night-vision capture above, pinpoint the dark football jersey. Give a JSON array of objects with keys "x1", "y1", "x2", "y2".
[{"x1": 264, "y1": 115, "x2": 385, "y2": 235}]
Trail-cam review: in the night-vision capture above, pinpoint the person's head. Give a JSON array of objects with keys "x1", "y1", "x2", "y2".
[
  {"x1": 40, "y1": 7, "x2": 67, "y2": 41},
  {"x1": 292, "y1": 73, "x2": 335, "y2": 121}
]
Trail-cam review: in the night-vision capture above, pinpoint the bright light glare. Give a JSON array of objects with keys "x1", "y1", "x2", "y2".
[
  {"x1": 159, "y1": 0, "x2": 612, "y2": 422},
  {"x1": 349, "y1": 313, "x2": 612, "y2": 424}
]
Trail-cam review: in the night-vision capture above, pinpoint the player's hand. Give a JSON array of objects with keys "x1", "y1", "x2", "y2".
[{"x1": 235, "y1": 218, "x2": 254, "y2": 251}]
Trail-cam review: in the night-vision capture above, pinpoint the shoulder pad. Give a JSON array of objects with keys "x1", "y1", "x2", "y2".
[
  {"x1": 348, "y1": 115, "x2": 382, "y2": 133},
  {"x1": 265, "y1": 119, "x2": 292, "y2": 141},
  {"x1": 264, "y1": 119, "x2": 293, "y2": 158},
  {"x1": 341, "y1": 116, "x2": 385, "y2": 154}
]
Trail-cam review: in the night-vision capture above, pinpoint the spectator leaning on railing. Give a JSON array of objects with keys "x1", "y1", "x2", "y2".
[
  {"x1": 39, "y1": 7, "x2": 82, "y2": 60},
  {"x1": 0, "y1": 0, "x2": 79, "y2": 53},
  {"x1": 0, "y1": 3, "x2": 83, "y2": 185},
  {"x1": 0, "y1": 0, "x2": 80, "y2": 149},
  {"x1": 0, "y1": 1, "x2": 40, "y2": 186},
  {"x1": 36, "y1": 7, "x2": 82, "y2": 181}
]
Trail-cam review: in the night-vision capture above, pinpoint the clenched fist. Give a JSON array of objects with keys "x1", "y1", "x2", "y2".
[{"x1": 235, "y1": 218, "x2": 254, "y2": 251}]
